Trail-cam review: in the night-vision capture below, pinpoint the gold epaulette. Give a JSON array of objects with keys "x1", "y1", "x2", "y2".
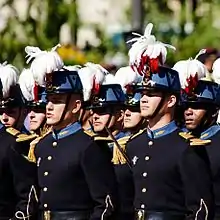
[
  {"x1": 84, "y1": 129, "x2": 96, "y2": 137},
  {"x1": 94, "y1": 136, "x2": 112, "y2": 141},
  {"x1": 179, "y1": 132, "x2": 211, "y2": 146},
  {"x1": 189, "y1": 138, "x2": 211, "y2": 146},
  {"x1": 129, "y1": 128, "x2": 146, "y2": 141},
  {"x1": 28, "y1": 130, "x2": 51, "y2": 163},
  {"x1": 112, "y1": 136, "x2": 130, "y2": 165},
  {"x1": 16, "y1": 133, "x2": 39, "y2": 142},
  {"x1": 179, "y1": 132, "x2": 195, "y2": 141},
  {"x1": 6, "y1": 127, "x2": 21, "y2": 137}
]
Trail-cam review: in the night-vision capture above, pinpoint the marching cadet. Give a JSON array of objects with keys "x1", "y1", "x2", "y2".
[
  {"x1": 112, "y1": 66, "x2": 146, "y2": 220},
  {"x1": 125, "y1": 23, "x2": 214, "y2": 220},
  {"x1": 0, "y1": 62, "x2": 38, "y2": 219},
  {"x1": 77, "y1": 62, "x2": 108, "y2": 131},
  {"x1": 89, "y1": 74, "x2": 126, "y2": 145},
  {"x1": 25, "y1": 45, "x2": 118, "y2": 220},
  {"x1": 114, "y1": 66, "x2": 146, "y2": 136},
  {"x1": 176, "y1": 57, "x2": 220, "y2": 219}
]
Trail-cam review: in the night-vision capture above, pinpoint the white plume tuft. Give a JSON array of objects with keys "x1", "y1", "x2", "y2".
[
  {"x1": 78, "y1": 62, "x2": 108, "y2": 101},
  {"x1": 103, "y1": 74, "x2": 116, "y2": 85},
  {"x1": 212, "y1": 58, "x2": 220, "y2": 84},
  {"x1": 25, "y1": 44, "x2": 64, "y2": 86},
  {"x1": 0, "y1": 62, "x2": 19, "y2": 98},
  {"x1": 114, "y1": 66, "x2": 139, "y2": 93},
  {"x1": 127, "y1": 23, "x2": 175, "y2": 74},
  {"x1": 173, "y1": 59, "x2": 207, "y2": 90},
  {"x1": 18, "y1": 68, "x2": 35, "y2": 101}
]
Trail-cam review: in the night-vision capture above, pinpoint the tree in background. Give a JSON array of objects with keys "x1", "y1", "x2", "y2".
[
  {"x1": 1, "y1": 0, "x2": 220, "y2": 68},
  {"x1": 0, "y1": 0, "x2": 80, "y2": 69}
]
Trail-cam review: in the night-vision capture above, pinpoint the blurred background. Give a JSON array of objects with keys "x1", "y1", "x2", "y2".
[{"x1": 1, "y1": 0, "x2": 220, "y2": 71}]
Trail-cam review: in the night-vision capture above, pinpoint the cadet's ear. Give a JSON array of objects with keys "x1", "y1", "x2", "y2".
[
  {"x1": 117, "y1": 110, "x2": 124, "y2": 122},
  {"x1": 167, "y1": 95, "x2": 176, "y2": 108},
  {"x1": 71, "y1": 94, "x2": 82, "y2": 114}
]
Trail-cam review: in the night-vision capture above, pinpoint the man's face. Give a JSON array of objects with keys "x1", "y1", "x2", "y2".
[
  {"x1": 92, "y1": 107, "x2": 116, "y2": 133},
  {"x1": 46, "y1": 94, "x2": 68, "y2": 125},
  {"x1": 46, "y1": 93, "x2": 82, "y2": 127},
  {"x1": 124, "y1": 107, "x2": 142, "y2": 129},
  {"x1": 28, "y1": 108, "x2": 46, "y2": 131},
  {"x1": 184, "y1": 107, "x2": 207, "y2": 130},
  {"x1": 0, "y1": 107, "x2": 21, "y2": 127},
  {"x1": 140, "y1": 91, "x2": 163, "y2": 118}
]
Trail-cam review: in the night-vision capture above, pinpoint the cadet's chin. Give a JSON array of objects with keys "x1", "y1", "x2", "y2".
[
  {"x1": 185, "y1": 123, "x2": 197, "y2": 130},
  {"x1": 46, "y1": 118, "x2": 58, "y2": 125},
  {"x1": 29, "y1": 123, "x2": 41, "y2": 132},
  {"x1": 124, "y1": 121, "x2": 136, "y2": 129},
  {"x1": 93, "y1": 125, "x2": 104, "y2": 133},
  {"x1": 140, "y1": 110, "x2": 151, "y2": 118}
]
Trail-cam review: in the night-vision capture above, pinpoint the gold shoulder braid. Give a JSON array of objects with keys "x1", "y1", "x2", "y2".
[
  {"x1": 179, "y1": 132, "x2": 211, "y2": 146},
  {"x1": 6, "y1": 127, "x2": 21, "y2": 137},
  {"x1": 112, "y1": 136, "x2": 131, "y2": 165},
  {"x1": 84, "y1": 129, "x2": 96, "y2": 137},
  {"x1": 28, "y1": 129, "x2": 51, "y2": 163},
  {"x1": 16, "y1": 133, "x2": 38, "y2": 142},
  {"x1": 189, "y1": 138, "x2": 211, "y2": 146},
  {"x1": 94, "y1": 136, "x2": 112, "y2": 141},
  {"x1": 129, "y1": 128, "x2": 146, "y2": 141}
]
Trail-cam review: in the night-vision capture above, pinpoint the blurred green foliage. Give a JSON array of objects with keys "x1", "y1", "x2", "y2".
[{"x1": 1, "y1": 0, "x2": 220, "y2": 69}]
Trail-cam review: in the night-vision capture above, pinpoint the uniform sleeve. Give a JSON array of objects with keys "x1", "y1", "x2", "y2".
[
  {"x1": 81, "y1": 141, "x2": 118, "y2": 220},
  {"x1": 179, "y1": 146, "x2": 215, "y2": 220},
  {"x1": 8, "y1": 142, "x2": 39, "y2": 220}
]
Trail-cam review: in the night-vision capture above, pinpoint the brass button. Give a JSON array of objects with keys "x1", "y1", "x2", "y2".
[
  {"x1": 145, "y1": 156, "x2": 150, "y2": 161},
  {"x1": 43, "y1": 187, "x2": 48, "y2": 192},
  {"x1": 142, "y1": 188, "x2": 147, "y2": 193},
  {"x1": 148, "y1": 141, "x2": 153, "y2": 146},
  {"x1": 47, "y1": 156, "x2": 52, "y2": 160},
  {"x1": 143, "y1": 172, "x2": 147, "y2": 177},
  {"x1": 44, "y1": 171, "x2": 49, "y2": 176},
  {"x1": 52, "y1": 142, "x2": 57, "y2": 147},
  {"x1": 141, "y1": 204, "x2": 145, "y2": 209},
  {"x1": 44, "y1": 204, "x2": 48, "y2": 208}
]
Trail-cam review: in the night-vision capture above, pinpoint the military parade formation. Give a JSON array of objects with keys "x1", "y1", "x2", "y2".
[{"x1": 1, "y1": 22, "x2": 220, "y2": 220}]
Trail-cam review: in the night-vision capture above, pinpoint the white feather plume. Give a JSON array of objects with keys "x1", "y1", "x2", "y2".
[
  {"x1": 127, "y1": 23, "x2": 175, "y2": 72},
  {"x1": 114, "y1": 66, "x2": 139, "y2": 93},
  {"x1": 25, "y1": 44, "x2": 64, "y2": 86},
  {"x1": 103, "y1": 74, "x2": 116, "y2": 85},
  {"x1": 18, "y1": 68, "x2": 35, "y2": 101},
  {"x1": 212, "y1": 58, "x2": 220, "y2": 84},
  {"x1": 78, "y1": 62, "x2": 108, "y2": 101},
  {"x1": 0, "y1": 62, "x2": 19, "y2": 98},
  {"x1": 173, "y1": 59, "x2": 207, "y2": 90}
]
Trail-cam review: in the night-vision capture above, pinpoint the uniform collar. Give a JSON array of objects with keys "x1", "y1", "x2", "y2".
[
  {"x1": 114, "y1": 131, "x2": 128, "y2": 140},
  {"x1": 147, "y1": 120, "x2": 178, "y2": 139},
  {"x1": 52, "y1": 121, "x2": 82, "y2": 140},
  {"x1": 200, "y1": 125, "x2": 220, "y2": 140}
]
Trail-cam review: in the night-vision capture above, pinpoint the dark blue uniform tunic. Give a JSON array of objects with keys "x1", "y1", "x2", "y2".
[
  {"x1": 34, "y1": 122, "x2": 118, "y2": 220},
  {"x1": 126, "y1": 121, "x2": 214, "y2": 220}
]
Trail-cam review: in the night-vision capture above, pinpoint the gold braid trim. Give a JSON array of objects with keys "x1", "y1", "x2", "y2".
[
  {"x1": 112, "y1": 136, "x2": 130, "y2": 165},
  {"x1": 28, "y1": 129, "x2": 51, "y2": 163},
  {"x1": 16, "y1": 133, "x2": 38, "y2": 142},
  {"x1": 129, "y1": 129, "x2": 146, "y2": 141},
  {"x1": 179, "y1": 132, "x2": 211, "y2": 146},
  {"x1": 6, "y1": 127, "x2": 21, "y2": 137},
  {"x1": 84, "y1": 129, "x2": 96, "y2": 137}
]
